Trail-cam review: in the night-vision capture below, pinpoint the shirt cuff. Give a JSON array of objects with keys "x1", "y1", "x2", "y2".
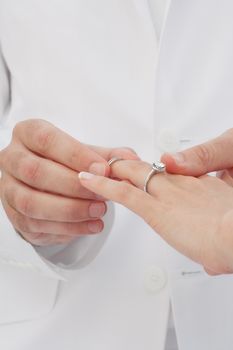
[{"x1": 0, "y1": 200, "x2": 115, "y2": 280}]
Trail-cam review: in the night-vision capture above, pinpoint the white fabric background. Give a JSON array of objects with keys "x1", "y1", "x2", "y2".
[{"x1": 147, "y1": 1, "x2": 178, "y2": 349}]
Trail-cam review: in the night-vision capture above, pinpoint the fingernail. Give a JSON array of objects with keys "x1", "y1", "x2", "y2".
[
  {"x1": 89, "y1": 203, "x2": 106, "y2": 218},
  {"x1": 88, "y1": 221, "x2": 103, "y2": 233},
  {"x1": 170, "y1": 152, "x2": 185, "y2": 165},
  {"x1": 89, "y1": 162, "x2": 106, "y2": 176},
  {"x1": 79, "y1": 172, "x2": 95, "y2": 180}
]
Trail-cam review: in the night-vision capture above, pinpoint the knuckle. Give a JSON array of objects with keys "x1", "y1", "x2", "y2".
[
  {"x1": 12, "y1": 121, "x2": 24, "y2": 138},
  {"x1": 69, "y1": 177, "x2": 81, "y2": 197},
  {"x1": 123, "y1": 147, "x2": 137, "y2": 154},
  {"x1": 120, "y1": 147, "x2": 138, "y2": 158},
  {"x1": 30, "y1": 218, "x2": 44, "y2": 233},
  {"x1": 29, "y1": 232, "x2": 49, "y2": 245},
  {"x1": 9, "y1": 149, "x2": 25, "y2": 170},
  {"x1": 5, "y1": 149, "x2": 31, "y2": 180},
  {"x1": 14, "y1": 214, "x2": 31, "y2": 233},
  {"x1": 179, "y1": 174, "x2": 197, "y2": 187},
  {"x1": 195, "y1": 144, "x2": 214, "y2": 169},
  {"x1": 17, "y1": 193, "x2": 34, "y2": 217},
  {"x1": 3, "y1": 184, "x2": 16, "y2": 207},
  {"x1": 4, "y1": 204, "x2": 32, "y2": 234},
  {"x1": 66, "y1": 203, "x2": 82, "y2": 221},
  {"x1": 95, "y1": 175, "x2": 107, "y2": 189},
  {"x1": 126, "y1": 160, "x2": 148, "y2": 173},
  {"x1": 20, "y1": 157, "x2": 41, "y2": 185},
  {"x1": 31, "y1": 232, "x2": 46, "y2": 240},
  {"x1": 13, "y1": 119, "x2": 44, "y2": 139},
  {"x1": 69, "y1": 147, "x2": 83, "y2": 168},
  {"x1": 34, "y1": 125, "x2": 56, "y2": 153},
  {"x1": 2, "y1": 201, "x2": 15, "y2": 223},
  {"x1": 0, "y1": 146, "x2": 13, "y2": 171},
  {"x1": 116, "y1": 182, "x2": 133, "y2": 202}
]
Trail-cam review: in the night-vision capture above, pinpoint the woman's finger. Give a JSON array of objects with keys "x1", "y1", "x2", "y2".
[
  {"x1": 217, "y1": 170, "x2": 233, "y2": 187},
  {"x1": 105, "y1": 159, "x2": 175, "y2": 198},
  {"x1": 79, "y1": 172, "x2": 163, "y2": 227}
]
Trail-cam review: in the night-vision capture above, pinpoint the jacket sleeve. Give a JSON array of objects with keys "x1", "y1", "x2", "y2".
[{"x1": 0, "y1": 47, "x2": 113, "y2": 282}]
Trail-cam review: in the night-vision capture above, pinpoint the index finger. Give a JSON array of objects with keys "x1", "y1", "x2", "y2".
[{"x1": 14, "y1": 119, "x2": 108, "y2": 173}]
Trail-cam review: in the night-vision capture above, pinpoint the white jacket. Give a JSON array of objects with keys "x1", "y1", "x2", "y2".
[{"x1": 0, "y1": 1, "x2": 233, "y2": 349}]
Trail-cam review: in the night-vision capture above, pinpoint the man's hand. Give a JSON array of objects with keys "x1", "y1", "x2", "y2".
[{"x1": 0, "y1": 119, "x2": 138, "y2": 246}]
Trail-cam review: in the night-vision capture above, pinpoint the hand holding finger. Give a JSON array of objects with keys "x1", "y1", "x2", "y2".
[
  {"x1": 0, "y1": 118, "x2": 140, "y2": 246},
  {"x1": 78, "y1": 169, "x2": 163, "y2": 229},
  {"x1": 12, "y1": 119, "x2": 109, "y2": 174},
  {"x1": 0, "y1": 146, "x2": 101, "y2": 199}
]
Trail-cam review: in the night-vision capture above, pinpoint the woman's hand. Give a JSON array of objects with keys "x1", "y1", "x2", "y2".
[
  {"x1": 161, "y1": 128, "x2": 233, "y2": 187},
  {"x1": 79, "y1": 160, "x2": 233, "y2": 275}
]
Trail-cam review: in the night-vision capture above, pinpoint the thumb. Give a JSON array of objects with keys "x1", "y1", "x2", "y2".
[{"x1": 161, "y1": 129, "x2": 233, "y2": 176}]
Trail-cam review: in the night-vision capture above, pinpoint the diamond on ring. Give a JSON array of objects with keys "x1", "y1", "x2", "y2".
[
  {"x1": 152, "y1": 162, "x2": 166, "y2": 172},
  {"x1": 143, "y1": 161, "x2": 166, "y2": 193}
]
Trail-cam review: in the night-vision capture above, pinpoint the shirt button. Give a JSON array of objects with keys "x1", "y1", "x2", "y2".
[
  {"x1": 144, "y1": 265, "x2": 167, "y2": 294},
  {"x1": 157, "y1": 129, "x2": 180, "y2": 153}
]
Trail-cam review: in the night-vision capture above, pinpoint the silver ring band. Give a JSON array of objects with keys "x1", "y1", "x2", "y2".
[
  {"x1": 108, "y1": 157, "x2": 123, "y2": 166},
  {"x1": 143, "y1": 162, "x2": 166, "y2": 193}
]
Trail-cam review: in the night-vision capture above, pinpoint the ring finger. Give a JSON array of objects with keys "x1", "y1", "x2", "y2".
[{"x1": 109, "y1": 160, "x2": 174, "y2": 197}]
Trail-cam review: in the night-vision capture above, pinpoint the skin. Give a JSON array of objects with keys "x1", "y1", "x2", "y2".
[
  {"x1": 79, "y1": 128, "x2": 233, "y2": 275},
  {"x1": 0, "y1": 119, "x2": 139, "y2": 246}
]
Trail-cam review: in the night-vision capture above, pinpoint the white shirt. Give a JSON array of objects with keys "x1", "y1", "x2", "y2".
[
  {"x1": 0, "y1": 3, "x2": 175, "y2": 346},
  {"x1": 147, "y1": 1, "x2": 178, "y2": 349},
  {"x1": 148, "y1": 0, "x2": 169, "y2": 39},
  {"x1": 2, "y1": 1, "x2": 233, "y2": 350}
]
